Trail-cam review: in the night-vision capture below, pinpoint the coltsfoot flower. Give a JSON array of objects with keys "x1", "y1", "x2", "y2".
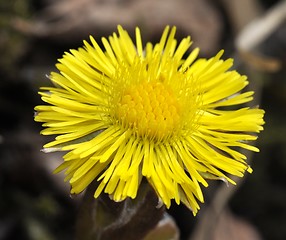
[{"x1": 35, "y1": 26, "x2": 264, "y2": 215}]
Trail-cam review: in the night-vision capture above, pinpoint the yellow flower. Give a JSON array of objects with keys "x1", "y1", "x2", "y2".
[{"x1": 35, "y1": 26, "x2": 264, "y2": 215}]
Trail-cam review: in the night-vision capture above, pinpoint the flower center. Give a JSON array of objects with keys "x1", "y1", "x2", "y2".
[{"x1": 116, "y1": 81, "x2": 181, "y2": 139}]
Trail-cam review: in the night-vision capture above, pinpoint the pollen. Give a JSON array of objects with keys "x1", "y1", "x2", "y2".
[{"x1": 116, "y1": 81, "x2": 181, "y2": 139}]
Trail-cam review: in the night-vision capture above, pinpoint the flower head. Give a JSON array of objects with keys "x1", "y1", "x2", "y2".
[{"x1": 35, "y1": 26, "x2": 264, "y2": 215}]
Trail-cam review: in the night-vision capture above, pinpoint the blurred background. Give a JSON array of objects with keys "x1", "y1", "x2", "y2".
[{"x1": 0, "y1": 0, "x2": 286, "y2": 239}]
